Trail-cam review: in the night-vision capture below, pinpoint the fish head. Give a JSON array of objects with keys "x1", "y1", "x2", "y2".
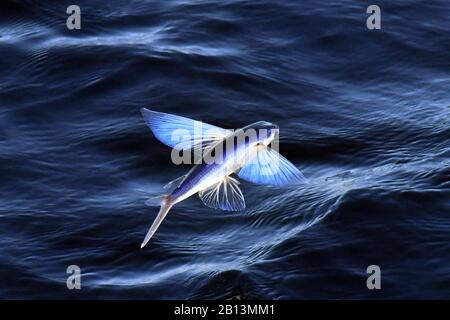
[{"x1": 242, "y1": 121, "x2": 279, "y2": 147}]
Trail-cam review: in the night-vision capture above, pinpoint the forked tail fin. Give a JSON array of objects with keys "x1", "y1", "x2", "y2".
[{"x1": 141, "y1": 196, "x2": 173, "y2": 248}]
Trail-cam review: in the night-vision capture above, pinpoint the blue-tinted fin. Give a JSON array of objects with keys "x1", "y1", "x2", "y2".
[
  {"x1": 141, "y1": 201, "x2": 173, "y2": 248},
  {"x1": 163, "y1": 174, "x2": 187, "y2": 191},
  {"x1": 144, "y1": 194, "x2": 167, "y2": 207},
  {"x1": 141, "y1": 108, "x2": 231, "y2": 153},
  {"x1": 198, "y1": 176, "x2": 245, "y2": 211},
  {"x1": 238, "y1": 146, "x2": 307, "y2": 186}
]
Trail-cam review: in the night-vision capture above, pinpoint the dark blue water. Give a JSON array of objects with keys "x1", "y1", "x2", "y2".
[{"x1": 0, "y1": 0, "x2": 449, "y2": 299}]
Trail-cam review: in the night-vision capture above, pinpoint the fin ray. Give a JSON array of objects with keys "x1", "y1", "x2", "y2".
[
  {"x1": 141, "y1": 108, "x2": 231, "y2": 154},
  {"x1": 199, "y1": 176, "x2": 245, "y2": 211}
]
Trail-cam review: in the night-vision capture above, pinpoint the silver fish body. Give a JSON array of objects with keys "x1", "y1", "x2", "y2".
[{"x1": 170, "y1": 125, "x2": 274, "y2": 204}]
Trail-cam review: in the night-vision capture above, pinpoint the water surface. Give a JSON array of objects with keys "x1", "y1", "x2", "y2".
[{"x1": 0, "y1": 0, "x2": 449, "y2": 299}]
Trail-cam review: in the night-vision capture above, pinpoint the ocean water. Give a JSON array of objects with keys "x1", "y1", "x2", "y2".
[{"x1": 0, "y1": 0, "x2": 449, "y2": 299}]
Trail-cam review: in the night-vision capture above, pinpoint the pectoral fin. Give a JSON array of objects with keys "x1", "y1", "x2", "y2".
[
  {"x1": 198, "y1": 176, "x2": 246, "y2": 211},
  {"x1": 238, "y1": 145, "x2": 307, "y2": 186},
  {"x1": 141, "y1": 108, "x2": 231, "y2": 155}
]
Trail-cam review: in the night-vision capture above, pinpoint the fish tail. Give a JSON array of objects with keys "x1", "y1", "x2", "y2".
[{"x1": 141, "y1": 196, "x2": 173, "y2": 248}]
